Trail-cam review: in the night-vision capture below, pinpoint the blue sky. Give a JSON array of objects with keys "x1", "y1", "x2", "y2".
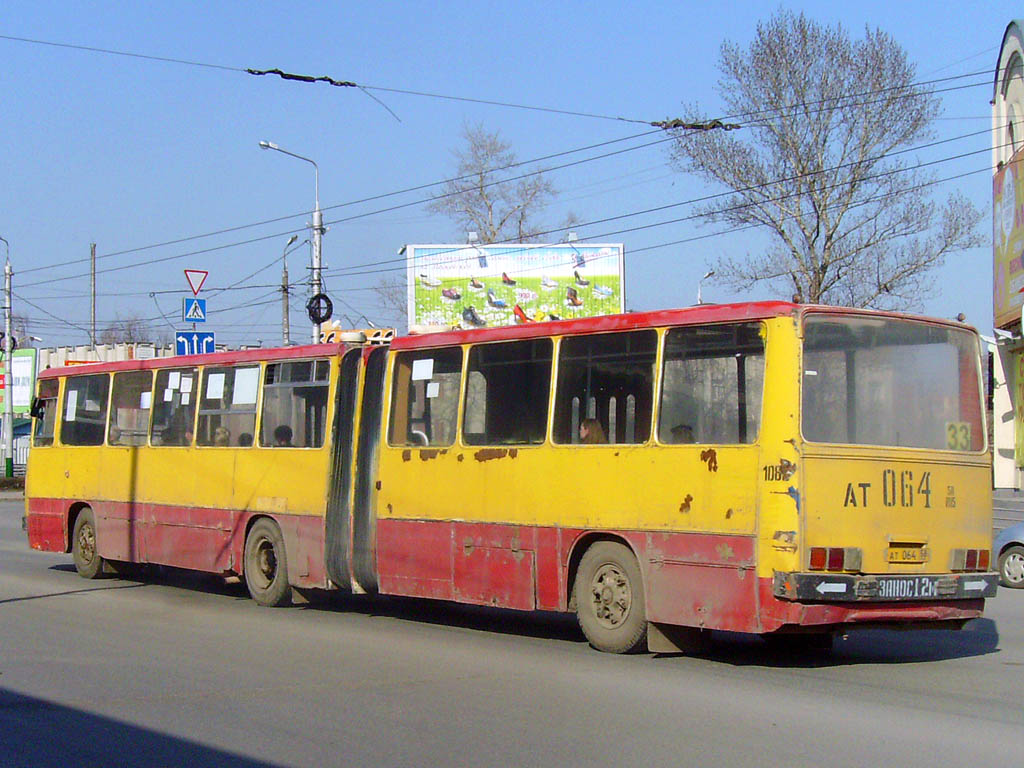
[{"x1": 0, "y1": 1, "x2": 1018, "y2": 346}]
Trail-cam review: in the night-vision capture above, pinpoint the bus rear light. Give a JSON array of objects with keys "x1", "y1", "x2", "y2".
[
  {"x1": 950, "y1": 548, "x2": 990, "y2": 571},
  {"x1": 808, "y1": 547, "x2": 862, "y2": 572},
  {"x1": 809, "y1": 547, "x2": 827, "y2": 570}
]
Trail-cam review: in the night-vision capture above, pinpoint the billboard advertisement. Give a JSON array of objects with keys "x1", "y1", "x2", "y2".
[
  {"x1": 994, "y1": 147, "x2": 1024, "y2": 328},
  {"x1": 405, "y1": 243, "x2": 624, "y2": 329},
  {"x1": 0, "y1": 348, "x2": 38, "y2": 414}
]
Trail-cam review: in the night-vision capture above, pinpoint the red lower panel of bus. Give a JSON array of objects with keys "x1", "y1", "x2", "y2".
[
  {"x1": 25, "y1": 497, "x2": 327, "y2": 589},
  {"x1": 27, "y1": 499, "x2": 984, "y2": 633},
  {"x1": 375, "y1": 518, "x2": 763, "y2": 631}
]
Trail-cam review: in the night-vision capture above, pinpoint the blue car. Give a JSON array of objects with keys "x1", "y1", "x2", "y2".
[{"x1": 994, "y1": 521, "x2": 1024, "y2": 589}]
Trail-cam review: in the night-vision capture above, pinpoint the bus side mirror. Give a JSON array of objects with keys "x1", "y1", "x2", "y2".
[{"x1": 30, "y1": 397, "x2": 45, "y2": 419}]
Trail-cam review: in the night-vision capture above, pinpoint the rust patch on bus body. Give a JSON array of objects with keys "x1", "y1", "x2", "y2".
[
  {"x1": 700, "y1": 449, "x2": 718, "y2": 472},
  {"x1": 725, "y1": 507, "x2": 733, "y2": 519},
  {"x1": 474, "y1": 448, "x2": 518, "y2": 462},
  {"x1": 679, "y1": 494, "x2": 694, "y2": 513},
  {"x1": 716, "y1": 543, "x2": 735, "y2": 561},
  {"x1": 419, "y1": 449, "x2": 440, "y2": 461},
  {"x1": 457, "y1": 454, "x2": 464, "y2": 462},
  {"x1": 402, "y1": 450, "x2": 411, "y2": 462},
  {"x1": 376, "y1": 481, "x2": 382, "y2": 491}
]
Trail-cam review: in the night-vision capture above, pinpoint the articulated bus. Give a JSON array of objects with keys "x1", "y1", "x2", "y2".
[{"x1": 24, "y1": 301, "x2": 998, "y2": 653}]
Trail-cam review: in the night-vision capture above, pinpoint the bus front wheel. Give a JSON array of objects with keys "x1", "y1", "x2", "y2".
[
  {"x1": 244, "y1": 519, "x2": 292, "y2": 607},
  {"x1": 575, "y1": 541, "x2": 647, "y2": 653},
  {"x1": 71, "y1": 508, "x2": 105, "y2": 580}
]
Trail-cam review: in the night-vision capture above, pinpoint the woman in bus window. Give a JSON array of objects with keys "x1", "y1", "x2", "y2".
[{"x1": 579, "y1": 418, "x2": 607, "y2": 444}]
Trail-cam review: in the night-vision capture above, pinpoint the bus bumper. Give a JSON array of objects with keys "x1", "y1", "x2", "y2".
[{"x1": 772, "y1": 571, "x2": 999, "y2": 602}]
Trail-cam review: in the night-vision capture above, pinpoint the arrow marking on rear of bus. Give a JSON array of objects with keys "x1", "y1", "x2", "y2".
[
  {"x1": 963, "y1": 580, "x2": 986, "y2": 591},
  {"x1": 815, "y1": 582, "x2": 847, "y2": 594}
]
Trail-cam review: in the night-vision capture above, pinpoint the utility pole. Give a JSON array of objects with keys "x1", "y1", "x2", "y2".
[
  {"x1": 4, "y1": 258, "x2": 14, "y2": 478},
  {"x1": 312, "y1": 203, "x2": 324, "y2": 344},
  {"x1": 90, "y1": 242, "x2": 96, "y2": 347},
  {"x1": 282, "y1": 235, "x2": 297, "y2": 345}
]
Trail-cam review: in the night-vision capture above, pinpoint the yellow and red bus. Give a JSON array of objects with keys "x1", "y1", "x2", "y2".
[{"x1": 24, "y1": 301, "x2": 998, "y2": 653}]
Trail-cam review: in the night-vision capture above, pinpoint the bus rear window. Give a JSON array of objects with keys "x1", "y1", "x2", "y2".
[
  {"x1": 32, "y1": 379, "x2": 59, "y2": 447},
  {"x1": 802, "y1": 315, "x2": 985, "y2": 450}
]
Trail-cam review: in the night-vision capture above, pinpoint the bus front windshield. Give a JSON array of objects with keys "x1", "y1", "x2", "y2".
[{"x1": 801, "y1": 314, "x2": 985, "y2": 451}]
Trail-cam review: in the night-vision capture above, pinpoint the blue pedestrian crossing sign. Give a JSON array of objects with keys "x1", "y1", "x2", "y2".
[
  {"x1": 182, "y1": 298, "x2": 207, "y2": 323},
  {"x1": 176, "y1": 331, "x2": 215, "y2": 356}
]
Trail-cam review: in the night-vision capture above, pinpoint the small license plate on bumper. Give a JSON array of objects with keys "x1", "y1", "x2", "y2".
[{"x1": 773, "y1": 572, "x2": 999, "y2": 602}]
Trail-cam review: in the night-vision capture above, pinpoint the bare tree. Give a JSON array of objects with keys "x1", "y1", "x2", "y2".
[
  {"x1": 372, "y1": 277, "x2": 409, "y2": 331},
  {"x1": 670, "y1": 11, "x2": 982, "y2": 308},
  {"x1": 98, "y1": 315, "x2": 159, "y2": 345},
  {"x1": 428, "y1": 123, "x2": 569, "y2": 243}
]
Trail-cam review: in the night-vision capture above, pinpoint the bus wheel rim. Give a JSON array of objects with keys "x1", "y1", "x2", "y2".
[
  {"x1": 590, "y1": 563, "x2": 631, "y2": 630},
  {"x1": 255, "y1": 539, "x2": 277, "y2": 585},
  {"x1": 78, "y1": 522, "x2": 96, "y2": 564}
]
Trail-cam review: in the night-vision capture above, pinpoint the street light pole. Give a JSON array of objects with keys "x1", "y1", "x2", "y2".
[
  {"x1": 1, "y1": 237, "x2": 13, "y2": 478},
  {"x1": 259, "y1": 141, "x2": 324, "y2": 343},
  {"x1": 697, "y1": 270, "x2": 715, "y2": 305}
]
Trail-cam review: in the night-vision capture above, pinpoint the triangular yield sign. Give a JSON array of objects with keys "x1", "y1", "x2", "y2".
[{"x1": 185, "y1": 269, "x2": 208, "y2": 296}]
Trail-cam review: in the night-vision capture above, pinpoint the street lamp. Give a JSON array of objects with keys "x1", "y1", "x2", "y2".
[
  {"x1": 697, "y1": 270, "x2": 715, "y2": 305},
  {"x1": 259, "y1": 140, "x2": 325, "y2": 343}
]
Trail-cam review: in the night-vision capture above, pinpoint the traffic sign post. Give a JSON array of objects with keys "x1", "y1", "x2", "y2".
[
  {"x1": 182, "y1": 298, "x2": 207, "y2": 323},
  {"x1": 175, "y1": 331, "x2": 215, "y2": 356}
]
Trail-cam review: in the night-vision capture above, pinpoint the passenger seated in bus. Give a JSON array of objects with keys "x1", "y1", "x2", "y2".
[
  {"x1": 214, "y1": 426, "x2": 231, "y2": 446},
  {"x1": 238, "y1": 432, "x2": 254, "y2": 447},
  {"x1": 579, "y1": 418, "x2": 607, "y2": 444},
  {"x1": 273, "y1": 424, "x2": 293, "y2": 447},
  {"x1": 670, "y1": 424, "x2": 696, "y2": 443}
]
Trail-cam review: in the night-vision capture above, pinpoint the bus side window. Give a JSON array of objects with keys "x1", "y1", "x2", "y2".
[
  {"x1": 59, "y1": 374, "x2": 110, "y2": 446},
  {"x1": 553, "y1": 330, "x2": 657, "y2": 445},
  {"x1": 658, "y1": 323, "x2": 765, "y2": 445},
  {"x1": 197, "y1": 365, "x2": 260, "y2": 447},
  {"x1": 388, "y1": 348, "x2": 462, "y2": 447},
  {"x1": 463, "y1": 339, "x2": 552, "y2": 446},
  {"x1": 260, "y1": 359, "x2": 330, "y2": 448},
  {"x1": 32, "y1": 379, "x2": 60, "y2": 447},
  {"x1": 150, "y1": 368, "x2": 198, "y2": 446},
  {"x1": 109, "y1": 371, "x2": 153, "y2": 446}
]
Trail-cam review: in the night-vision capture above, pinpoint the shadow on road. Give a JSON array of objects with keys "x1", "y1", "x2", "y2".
[
  {"x1": 654, "y1": 618, "x2": 1000, "y2": 667},
  {"x1": 0, "y1": 687, "x2": 284, "y2": 768}
]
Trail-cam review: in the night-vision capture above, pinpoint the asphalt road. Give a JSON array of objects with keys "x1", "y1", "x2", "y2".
[{"x1": 2, "y1": 497, "x2": 1023, "y2": 767}]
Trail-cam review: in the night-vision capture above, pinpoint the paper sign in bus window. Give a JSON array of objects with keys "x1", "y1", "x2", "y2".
[
  {"x1": 206, "y1": 373, "x2": 225, "y2": 400},
  {"x1": 164, "y1": 388, "x2": 174, "y2": 402},
  {"x1": 168, "y1": 371, "x2": 181, "y2": 389},
  {"x1": 180, "y1": 376, "x2": 193, "y2": 394},
  {"x1": 232, "y1": 368, "x2": 260, "y2": 405},
  {"x1": 140, "y1": 392, "x2": 152, "y2": 410},
  {"x1": 65, "y1": 390, "x2": 78, "y2": 422},
  {"x1": 426, "y1": 382, "x2": 440, "y2": 399},
  {"x1": 181, "y1": 392, "x2": 191, "y2": 406},
  {"x1": 412, "y1": 359, "x2": 433, "y2": 381}
]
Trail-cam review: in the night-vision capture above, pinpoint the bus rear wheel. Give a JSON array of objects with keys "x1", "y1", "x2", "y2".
[
  {"x1": 72, "y1": 508, "x2": 105, "y2": 579},
  {"x1": 244, "y1": 519, "x2": 292, "y2": 607},
  {"x1": 575, "y1": 541, "x2": 647, "y2": 653}
]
